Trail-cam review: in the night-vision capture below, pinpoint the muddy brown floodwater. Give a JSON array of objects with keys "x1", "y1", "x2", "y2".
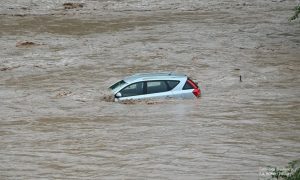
[{"x1": 1, "y1": 0, "x2": 300, "y2": 179}]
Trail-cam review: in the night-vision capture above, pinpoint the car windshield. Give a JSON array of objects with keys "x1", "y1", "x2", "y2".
[{"x1": 109, "y1": 80, "x2": 126, "y2": 90}]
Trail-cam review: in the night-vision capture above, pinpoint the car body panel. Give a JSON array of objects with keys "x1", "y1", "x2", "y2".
[{"x1": 117, "y1": 91, "x2": 174, "y2": 101}]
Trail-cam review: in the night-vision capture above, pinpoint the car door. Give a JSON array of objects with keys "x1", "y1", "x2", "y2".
[
  {"x1": 117, "y1": 81, "x2": 146, "y2": 101},
  {"x1": 142, "y1": 80, "x2": 174, "y2": 99}
]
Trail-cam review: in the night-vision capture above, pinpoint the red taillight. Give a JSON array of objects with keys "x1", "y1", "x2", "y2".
[
  {"x1": 188, "y1": 79, "x2": 201, "y2": 97},
  {"x1": 192, "y1": 88, "x2": 201, "y2": 97}
]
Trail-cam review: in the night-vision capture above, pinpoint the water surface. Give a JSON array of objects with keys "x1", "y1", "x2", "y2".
[{"x1": 0, "y1": 0, "x2": 300, "y2": 179}]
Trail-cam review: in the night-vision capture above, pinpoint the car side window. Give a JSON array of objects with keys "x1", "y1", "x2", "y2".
[
  {"x1": 166, "y1": 80, "x2": 180, "y2": 90},
  {"x1": 119, "y1": 82, "x2": 144, "y2": 97},
  {"x1": 146, "y1": 81, "x2": 168, "y2": 94},
  {"x1": 183, "y1": 80, "x2": 193, "y2": 90}
]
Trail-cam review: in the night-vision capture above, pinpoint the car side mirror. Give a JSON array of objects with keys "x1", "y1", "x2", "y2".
[{"x1": 115, "y1": 92, "x2": 122, "y2": 98}]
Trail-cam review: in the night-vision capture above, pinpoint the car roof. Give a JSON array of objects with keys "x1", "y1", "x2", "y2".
[{"x1": 123, "y1": 72, "x2": 187, "y2": 83}]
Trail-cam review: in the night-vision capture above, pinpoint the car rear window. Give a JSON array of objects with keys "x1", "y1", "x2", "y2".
[{"x1": 110, "y1": 80, "x2": 126, "y2": 90}]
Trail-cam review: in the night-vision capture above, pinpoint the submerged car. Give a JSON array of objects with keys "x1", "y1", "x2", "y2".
[{"x1": 109, "y1": 72, "x2": 201, "y2": 101}]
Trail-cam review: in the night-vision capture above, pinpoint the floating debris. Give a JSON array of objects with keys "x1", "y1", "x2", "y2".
[
  {"x1": 33, "y1": 65, "x2": 46, "y2": 69},
  {"x1": 0, "y1": 66, "x2": 21, "y2": 71},
  {"x1": 56, "y1": 90, "x2": 72, "y2": 97},
  {"x1": 120, "y1": 99, "x2": 165, "y2": 105},
  {"x1": 63, "y1": 3, "x2": 84, "y2": 9},
  {"x1": 20, "y1": 7, "x2": 30, "y2": 10},
  {"x1": 0, "y1": 67, "x2": 11, "y2": 71},
  {"x1": 13, "y1": 14, "x2": 26, "y2": 17},
  {"x1": 120, "y1": 100, "x2": 137, "y2": 105},
  {"x1": 16, "y1": 41, "x2": 38, "y2": 47},
  {"x1": 101, "y1": 95, "x2": 115, "y2": 102}
]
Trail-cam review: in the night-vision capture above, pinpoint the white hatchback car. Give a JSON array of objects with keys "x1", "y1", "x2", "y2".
[{"x1": 109, "y1": 72, "x2": 201, "y2": 101}]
